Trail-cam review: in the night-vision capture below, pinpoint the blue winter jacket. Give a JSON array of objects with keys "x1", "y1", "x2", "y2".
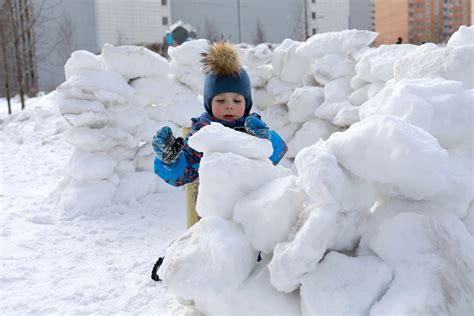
[{"x1": 154, "y1": 112, "x2": 288, "y2": 187}]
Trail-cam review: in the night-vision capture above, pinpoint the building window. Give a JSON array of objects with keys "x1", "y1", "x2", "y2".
[
  {"x1": 312, "y1": 28, "x2": 316, "y2": 34},
  {"x1": 162, "y1": 0, "x2": 167, "y2": 5},
  {"x1": 312, "y1": 12, "x2": 316, "y2": 19},
  {"x1": 417, "y1": 21, "x2": 423, "y2": 26},
  {"x1": 162, "y1": 17, "x2": 169, "y2": 25},
  {"x1": 417, "y1": 3, "x2": 423, "y2": 8}
]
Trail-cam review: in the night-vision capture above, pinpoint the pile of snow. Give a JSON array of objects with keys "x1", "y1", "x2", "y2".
[
  {"x1": 55, "y1": 45, "x2": 201, "y2": 219},
  {"x1": 156, "y1": 26, "x2": 474, "y2": 315},
  {"x1": 44, "y1": 24, "x2": 474, "y2": 314}
]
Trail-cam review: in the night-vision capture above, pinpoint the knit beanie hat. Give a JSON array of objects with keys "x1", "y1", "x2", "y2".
[{"x1": 201, "y1": 41, "x2": 252, "y2": 116}]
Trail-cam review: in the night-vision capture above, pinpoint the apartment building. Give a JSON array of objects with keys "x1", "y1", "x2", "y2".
[
  {"x1": 305, "y1": 0, "x2": 350, "y2": 37},
  {"x1": 373, "y1": 0, "x2": 472, "y2": 45}
]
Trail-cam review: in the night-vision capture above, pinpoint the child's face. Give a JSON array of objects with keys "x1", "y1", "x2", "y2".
[{"x1": 211, "y1": 92, "x2": 246, "y2": 121}]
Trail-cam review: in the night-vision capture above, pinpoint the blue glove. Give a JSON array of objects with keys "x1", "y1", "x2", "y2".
[
  {"x1": 152, "y1": 126, "x2": 184, "y2": 164},
  {"x1": 245, "y1": 116, "x2": 270, "y2": 139}
]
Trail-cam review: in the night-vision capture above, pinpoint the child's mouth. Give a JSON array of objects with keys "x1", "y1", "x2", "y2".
[{"x1": 223, "y1": 115, "x2": 235, "y2": 119}]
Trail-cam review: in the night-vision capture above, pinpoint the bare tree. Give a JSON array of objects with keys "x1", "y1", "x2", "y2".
[
  {"x1": 0, "y1": 6, "x2": 12, "y2": 114},
  {"x1": 55, "y1": 13, "x2": 76, "y2": 65},
  {"x1": 253, "y1": 19, "x2": 266, "y2": 44}
]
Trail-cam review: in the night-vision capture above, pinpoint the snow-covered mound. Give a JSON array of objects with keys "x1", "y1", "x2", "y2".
[{"x1": 22, "y1": 24, "x2": 472, "y2": 314}]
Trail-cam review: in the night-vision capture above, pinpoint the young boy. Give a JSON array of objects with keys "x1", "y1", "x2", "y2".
[{"x1": 152, "y1": 41, "x2": 287, "y2": 187}]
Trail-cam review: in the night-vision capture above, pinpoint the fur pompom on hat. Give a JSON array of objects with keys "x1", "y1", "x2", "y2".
[{"x1": 201, "y1": 41, "x2": 252, "y2": 116}]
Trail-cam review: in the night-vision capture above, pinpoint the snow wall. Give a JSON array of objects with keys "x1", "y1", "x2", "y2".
[{"x1": 54, "y1": 25, "x2": 474, "y2": 315}]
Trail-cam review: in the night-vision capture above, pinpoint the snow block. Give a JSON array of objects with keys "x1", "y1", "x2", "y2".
[
  {"x1": 233, "y1": 176, "x2": 305, "y2": 254},
  {"x1": 158, "y1": 217, "x2": 257, "y2": 301},
  {"x1": 287, "y1": 86, "x2": 324, "y2": 123},
  {"x1": 67, "y1": 149, "x2": 117, "y2": 182},
  {"x1": 113, "y1": 171, "x2": 157, "y2": 203}
]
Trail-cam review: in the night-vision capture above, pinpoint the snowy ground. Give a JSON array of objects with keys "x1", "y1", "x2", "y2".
[{"x1": 0, "y1": 97, "x2": 182, "y2": 314}]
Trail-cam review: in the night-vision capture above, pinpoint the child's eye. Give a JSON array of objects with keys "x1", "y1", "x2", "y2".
[
  {"x1": 216, "y1": 99, "x2": 225, "y2": 103},
  {"x1": 234, "y1": 100, "x2": 242, "y2": 103}
]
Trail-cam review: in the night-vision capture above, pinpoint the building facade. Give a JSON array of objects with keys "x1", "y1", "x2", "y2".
[
  {"x1": 374, "y1": 0, "x2": 472, "y2": 46},
  {"x1": 305, "y1": 0, "x2": 351, "y2": 37}
]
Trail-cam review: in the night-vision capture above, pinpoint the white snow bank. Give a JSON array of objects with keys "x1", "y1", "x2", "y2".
[
  {"x1": 233, "y1": 176, "x2": 305, "y2": 254},
  {"x1": 360, "y1": 78, "x2": 473, "y2": 149},
  {"x1": 188, "y1": 123, "x2": 273, "y2": 160},
  {"x1": 168, "y1": 39, "x2": 209, "y2": 66},
  {"x1": 66, "y1": 149, "x2": 117, "y2": 182},
  {"x1": 296, "y1": 30, "x2": 378, "y2": 59},
  {"x1": 64, "y1": 127, "x2": 136, "y2": 152},
  {"x1": 312, "y1": 53, "x2": 355, "y2": 84},
  {"x1": 100, "y1": 44, "x2": 170, "y2": 80},
  {"x1": 113, "y1": 171, "x2": 157, "y2": 204},
  {"x1": 300, "y1": 252, "x2": 393, "y2": 316},
  {"x1": 158, "y1": 216, "x2": 257, "y2": 301},
  {"x1": 369, "y1": 212, "x2": 474, "y2": 314},
  {"x1": 447, "y1": 25, "x2": 474, "y2": 47},
  {"x1": 325, "y1": 115, "x2": 449, "y2": 200},
  {"x1": 287, "y1": 119, "x2": 339, "y2": 158}
]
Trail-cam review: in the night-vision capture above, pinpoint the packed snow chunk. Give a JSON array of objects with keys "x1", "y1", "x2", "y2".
[
  {"x1": 312, "y1": 53, "x2": 355, "y2": 85},
  {"x1": 108, "y1": 105, "x2": 147, "y2": 134},
  {"x1": 113, "y1": 171, "x2": 157, "y2": 203},
  {"x1": 275, "y1": 122, "x2": 301, "y2": 143},
  {"x1": 296, "y1": 30, "x2": 378, "y2": 59},
  {"x1": 168, "y1": 39, "x2": 209, "y2": 66},
  {"x1": 280, "y1": 41, "x2": 310, "y2": 84},
  {"x1": 260, "y1": 103, "x2": 290, "y2": 130},
  {"x1": 63, "y1": 111, "x2": 109, "y2": 129},
  {"x1": 247, "y1": 64, "x2": 274, "y2": 88},
  {"x1": 58, "y1": 180, "x2": 116, "y2": 220},
  {"x1": 314, "y1": 100, "x2": 360, "y2": 127},
  {"x1": 100, "y1": 44, "x2": 170, "y2": 80},
  {"x1": 325, "y1": 115, "x2": 449, "y2": 200},
  {"x1": 367, "y1": 81, "x2": 385, "y2": 98},
  {"x1": 360, "y1": 78, "x2": 473, "y2": 148},
  {"x1": 233, "y1": 176, "x2": 305, "y2": 254},
  {"x1": 169, "y1": 61, "x2": 205, "y2": 92},
  {"x1": 158, "y1": 217, "x2": 257, "y2": 301},
  {"x1": 64, "y1": 50, "x2": 103, "y2": 80},
  {"x1": 241, "y1": 43, "x2": 273, "y2": 67},
  {"x1": 188, "y1": 123, "x2": 273, "y2": 160},
  {"x1": 369, "y1": 212, "x2": 474, "y2": 315},
  {"x1": 266, "y1": 77, "x2": 300, "y2": 104},
  {"x1": 131, "y1": 76, "x2": 202, "y2": 126},
  {"x1": 196, "y1": 152, "x2": 292, "y2": 219},
  {"x1": 64, "y1": 127, "x2": 136, "y2": 152},
  {"x1": 300, "y1": 252, "x2": 392, "y2": 316},
  {"x1": 394, "y1": 45, "x2": 474, "y2": 89},
  {"x1": 56, "y1": 98, "x2": 107, "y2": 116},
  {"x1": 355, "y1": 44, "x2": 417, "y2": 82},
  {"x1": 287, "y1": 119, "x2": 339, "y2": 158},
  {"x1": 269, "y1": 204, "x2": 338, "y2": 292},
  {"x1": 324, "y1": 76, "x2": 353, "y2": 103},
  {"x1": 194, "y1": 258, "x2": 301, "y2": 316},
  {"x1": 348, "y1": 84, "x2": 370, "y2": 106},
  {"x1": 287, "y1": 86, "x2": 324, "y2": 123},
  {"x1": 57, "y1": 69, "x2": 135, "y2": 104},
  {"x1": 271, "y1": 39, "x2": 298, "y2": 78},
  {"x1": 252, "y1": 88, "x2": 275, "y2": 111},
  {"x1": 66, "y1": 149, "x2": 117, "y2": 182},
  {"x1": 447, "y1": 25, "x2": 474, "y2": 47},
  {"x1": 295, "y1": 143, "x2": 376, "y2": 212}
]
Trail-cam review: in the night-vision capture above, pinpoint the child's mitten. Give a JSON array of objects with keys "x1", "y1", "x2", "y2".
[
  {"x1": 152, "y1": 126, "x2": 184, "y2": 164},
  {"x1": 244, "y1": 116, "x2": 270, "y2": 139}
]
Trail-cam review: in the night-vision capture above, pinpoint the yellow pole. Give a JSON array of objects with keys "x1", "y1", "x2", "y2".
[{"x1": 182, "y1": 127, "x2": 200, "y2": 228}]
